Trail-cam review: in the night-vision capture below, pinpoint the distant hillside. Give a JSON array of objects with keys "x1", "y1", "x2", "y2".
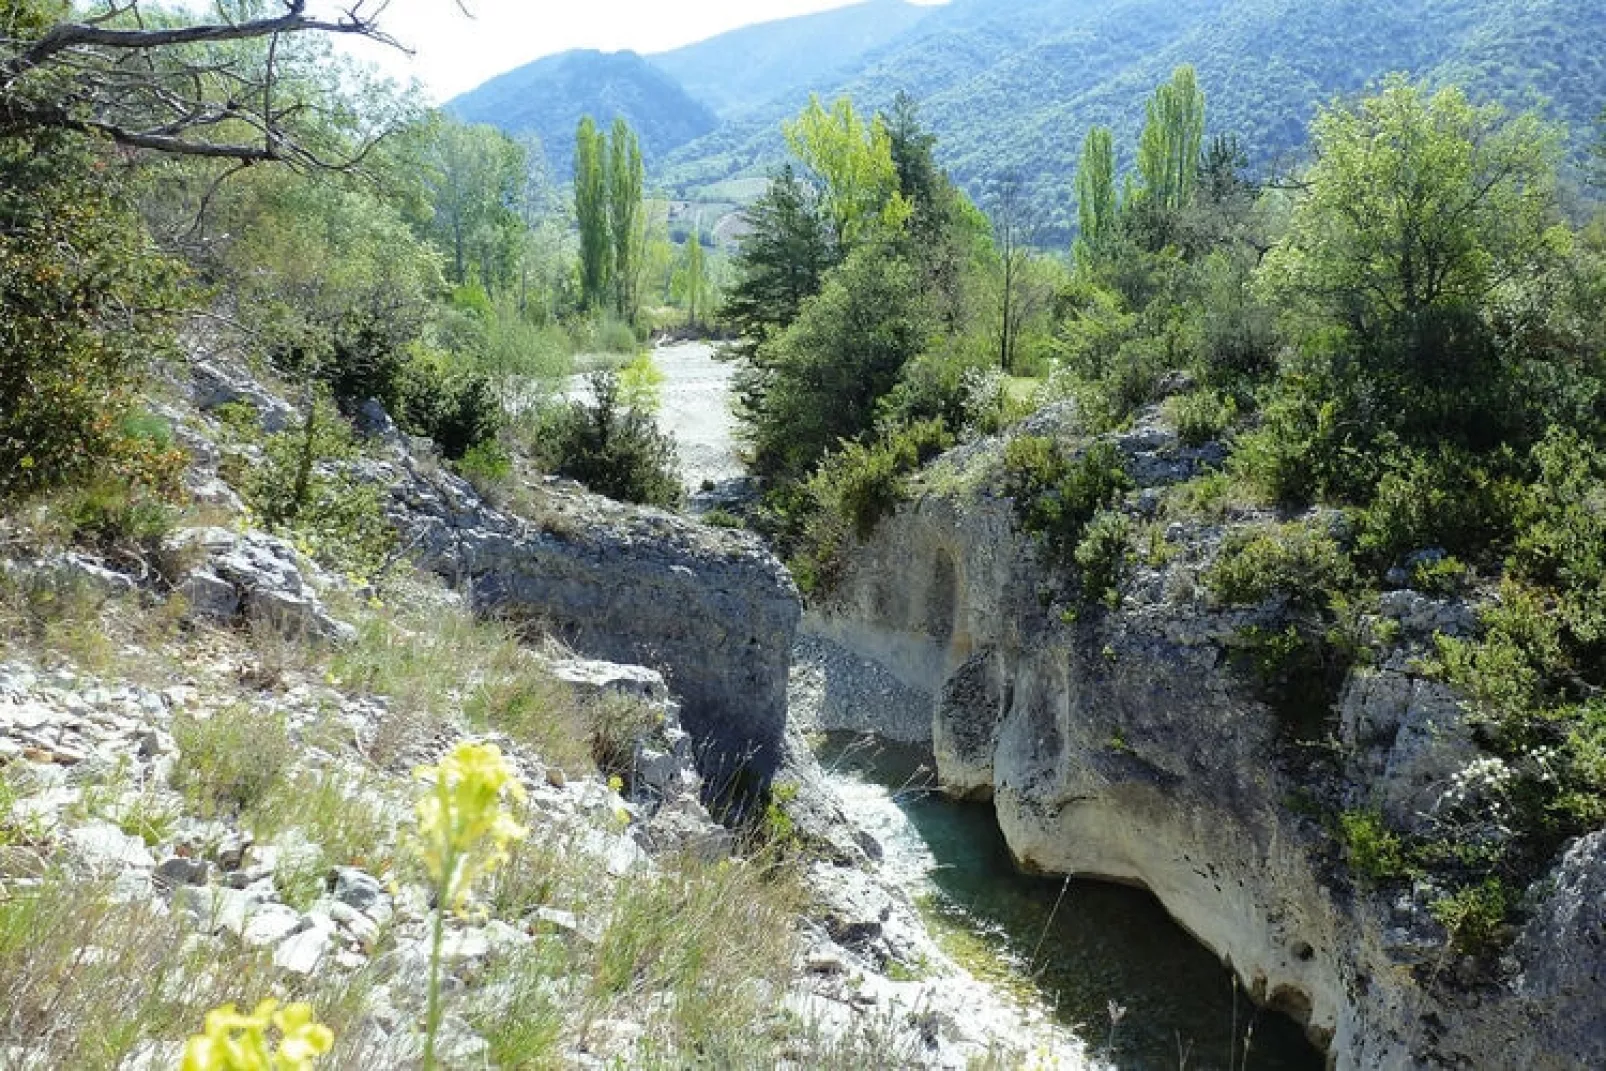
[
  {"x1": 446, "y1": 50, "x2": 719, "y2": 175},
  {"x1": 661, "y1": 0, "x2": 1606, "y2": 234},
  {"x1": 647, "y1": 0, "x2": 935, "y2": 118}
]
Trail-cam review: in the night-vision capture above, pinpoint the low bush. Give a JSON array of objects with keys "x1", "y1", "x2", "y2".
[
  {"x1": 1353, "y1": 446, "x2": 1520, "y2": 570},
  {"x1": 530, "y1": 371, "x2": 683, "y2": 508},
  {"x1": 1003, "y1": 436, "x2": 1132, "y2": 576},
  {"x1": 1339, "y1": 810, "x2": 1411, "y2": 885},
  {"x1": 236, "y1": 397, "x2": 396, "y2": 579},
  {"x1": 1205, "y1": 521, "x2": 1354, "y2": 609},
  {"x1": 788, "y1": 419, "x2": 954, "y2": 595},
  {"x1": 394, "y1": 347, "x2": 503, "y2": 460},
  {"x1": 1164, "y1": 388, "x2": 1238, "y2": 446},
  {"x1": 1074, "y1": 509, "x2": 1135, "y2": 607},
  {"x1": 1431, "y1": 878, "x2": 1513, "y2": 957}
]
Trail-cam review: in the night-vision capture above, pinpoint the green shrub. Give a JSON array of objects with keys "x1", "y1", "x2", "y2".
[
  {"x1": 395, "y1": 347, "x2": 504, "y2": 460},
  {"x1": 1003, "y1": 436, "x2": 1132, "y2": 574},
  {"x1": 1164, "y1": 388, "x2": 1238, "y2": 447},
  {"x1": 1431, "y1": 878, "x2": 1512, "y2": 957},
  {"x1": 0, "y1": 129, "x2": 187, "y2": 502},
  {"x1": 236, "y1": 396, "x2": 396, "y2": 579},
  {"x1": 1339, "y1": 810, "x2": 1410, "y2": 885},
  {"x1": 53, "y1": 477, "x2": 179, "y2": 565},
  {"x1": 571, "y1": 313, "x2": 642, "y2": 355},
  {"x1": 618, "y1": 352, "x2": 667, "y2": 413},
  {"x1": 456, "y1": 440, "x2": 513, "y2": 490},
  {"x1": 1354, "y1": 447, "x2": 1520, "y2": 569},
  {"x1": 787, "y1": 419, "x2": 954, "y2": 595},
  {"x1": 1205, "y1": 521, "x2": 1354, "y2": 609},
  {"x1": 1411, "y1": 555, "x2": 1469, "y2": 596},
  {"x1": 531, "y1": 371, "x2": 683, "y2": 508},
  {"x1": 1074, "y1": 509, "x2": 1135, "y2": 607}
]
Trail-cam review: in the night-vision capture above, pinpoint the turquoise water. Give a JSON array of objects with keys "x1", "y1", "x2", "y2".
[{"x1": 817, "y1": 733, "x2": 1326, "y2": 1071}]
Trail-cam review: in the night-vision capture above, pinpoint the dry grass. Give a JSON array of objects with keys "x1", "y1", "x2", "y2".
[
  {"x1": 0, "y1": 868, "x2": 381, "y2": 1071},
  {"x1": 468, "y1": 842, "x2": 808, "y2": 1068}
]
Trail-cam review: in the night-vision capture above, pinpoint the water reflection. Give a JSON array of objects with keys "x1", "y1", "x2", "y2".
[{"x1": 816, "y1": 732, "x2": 1325, "y2": 1071}]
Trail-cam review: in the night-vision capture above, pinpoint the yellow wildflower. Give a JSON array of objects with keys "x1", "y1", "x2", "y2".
[
  {"x1": 411, "y1": 741, "x2": 528, "y2": 907},
  {"x1": 179, "y1": 999, "x2": 333, "y2": 1071}
]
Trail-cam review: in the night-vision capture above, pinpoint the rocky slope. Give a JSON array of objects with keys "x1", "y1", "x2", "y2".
[
  {"x1": 0, "y1": 350, "x2": 1090, "y2": 1068},
  {"x1": 802, "y1": 402, "x2": 1606, "y2": 1068}
]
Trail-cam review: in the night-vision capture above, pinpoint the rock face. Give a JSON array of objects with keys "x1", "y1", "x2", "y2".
[
  {"x1": 803, "y1": 404, "x2": 1606, "y2": 1069},
  {"x1": 179, "y1": 353, "x2": 801, "y2": 779},
  {"x1": 359, "y1": 451, "x2": 801, "y2": 779}
]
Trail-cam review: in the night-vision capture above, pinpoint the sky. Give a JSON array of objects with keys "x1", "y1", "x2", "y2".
[{"x1": 339, "y1": 0, "x2": 942, "y2": 103}]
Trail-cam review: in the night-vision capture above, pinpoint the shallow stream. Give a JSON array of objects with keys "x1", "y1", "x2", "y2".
[{"x1": 815, "y1": 733, "x2": 1325, "y2": 1071}]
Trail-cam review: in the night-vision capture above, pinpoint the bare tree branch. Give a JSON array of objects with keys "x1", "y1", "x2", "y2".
[{"x1": 1, "y1": 0, "x2": 431, "y2": 168}]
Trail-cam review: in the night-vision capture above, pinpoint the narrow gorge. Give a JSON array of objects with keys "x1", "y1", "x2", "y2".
[{"x1": 791, "y1": 401, "x2": 1606, "y2": 1069}]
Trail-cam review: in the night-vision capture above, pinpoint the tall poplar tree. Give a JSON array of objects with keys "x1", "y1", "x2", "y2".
[
  {"x1": 1137, "y1": 65, "x2": 1206, "y2": 214},
  {"x1": 1074, "y1": 125, "x2": 1118, "y2": 267},
  {"x1": 608, "y1": 117, "x2": 645, "y2": 320},
  {"x1": 574, "y1": 117, "x2": 611, "y2": 310},
  {"x1": 682, "y1": 217, "x2": 707, "y2": 327}
]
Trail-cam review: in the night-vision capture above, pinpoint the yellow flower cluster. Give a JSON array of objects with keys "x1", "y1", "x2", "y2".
[
  {"x1": 179, "y1": 999, "x2": 333, "y2": 1071},
  {"x1": 412, "y1": 741, "x2": 528, "y2": 907}
]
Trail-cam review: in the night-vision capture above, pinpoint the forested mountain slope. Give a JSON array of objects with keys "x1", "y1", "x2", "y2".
[
  {"x1": 658, "y1": 0, "x2": 1606, "y2": 230},
  {"x1": 447, "y1": 49, "x2": 719, "y2": 173},
  {"x1": 647, "y1": 0, "x2": 935, "y2": 119}
]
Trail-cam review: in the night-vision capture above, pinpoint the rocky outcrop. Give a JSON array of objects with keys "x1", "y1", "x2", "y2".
[
  {"x1": 803, "y1": 403, "x2": 1606, "y2": 1069},
  {"x1": 363, "y1": 451, "x2": 801, "y2": 777},
  {"x1": 177, "y1": 355, "x2": 801, "y2": 780}
]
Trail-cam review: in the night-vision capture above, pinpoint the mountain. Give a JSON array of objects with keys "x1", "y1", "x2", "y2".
[
  {"x1": 446, "y1": 50, "x2": 720, "y2": 175},
  {"x1": 647, "y1": 0, "x2": 936, "y2": 118},
  {"x1": 660, "y1": 0, "x2": 1606, "y2": 232}
]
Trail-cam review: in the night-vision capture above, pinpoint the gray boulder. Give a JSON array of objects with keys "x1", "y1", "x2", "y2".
[{"x1": 164, "y1": 528, "x2": 354, "y2": 643}]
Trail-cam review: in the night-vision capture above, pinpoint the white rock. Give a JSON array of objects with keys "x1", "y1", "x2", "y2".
[
  {"x1": 68, "y1": 822, "x2": 156, "y2": 872},
  {"x1": 273, "y1": 921, "x2": 334, "y2": 975},
  {"x1": 241, "y1": 903, "x2": 302, "y2": 948}
]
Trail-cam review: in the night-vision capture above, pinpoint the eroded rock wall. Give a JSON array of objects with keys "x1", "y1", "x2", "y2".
[
  {"x1": 373, "y1": 454, "x2": 802, "y2": 776},
  {"x1": 803, "y1": 406, "x2": 1606, "y2": 1068}
]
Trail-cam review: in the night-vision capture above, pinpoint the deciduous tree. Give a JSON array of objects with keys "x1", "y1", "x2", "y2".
[
  {"x1": 783, "y1": 95, "x2": 909, "y2": 248},
  {"x1": 1136, "y1": 65, "x2": 1205, "y2": 215},
  {"x1": 607, "y1": 117, "x2": 644, "y2": 319},
  {"x1": 1074, "y1": 126, "x2": 1118, "y2": 267},
  {"x1": 574, "y1": 116, "x2": 610, "y2": 309}
]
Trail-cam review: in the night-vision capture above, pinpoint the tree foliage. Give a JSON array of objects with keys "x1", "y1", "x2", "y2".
[
  {"x1": 420, "y1": 120, "x2": 527, "y2": 290},
  {"x1": 574, "y1": 116, "x2": 611, "y2": 310},
  {"x1": 1136, "y1": 65, "x2": 1206, "y2": 215},
  {"x1": 738, "y1": 241, "x2": 928, "y2": 482},
  {"x1": 1255, "y1": 78, "x2": 1571, "y2": 468},
  {"x1": 1074, "y1": 126, "x2": 1118, "y2": 266},
  {"x1": 607, "y1": 117, "x2": 644, "y2": 319},
  {"x1": 0, "y1": 126, "x2": 185, "y2": 500},
  {"x1": 782, "y1": 95, "x2": 909, "y2": 248},
  {"x1": 721, "y1": 165, "x2": 837, "y2": 368}
]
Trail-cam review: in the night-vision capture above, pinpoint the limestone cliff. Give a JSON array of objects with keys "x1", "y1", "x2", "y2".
[{"x1": 801, "y1": 403, "x2": 1606, "y2": 1069}]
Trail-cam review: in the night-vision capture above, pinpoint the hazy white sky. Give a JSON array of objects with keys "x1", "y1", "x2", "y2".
[{"x1": 340, "y1": 0, "x2": 940, "y2": 103}]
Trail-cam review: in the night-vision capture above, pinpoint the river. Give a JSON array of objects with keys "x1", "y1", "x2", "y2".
[{"x1": 648, "y1": 341, "x2": 1323, "y2": 1070}]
